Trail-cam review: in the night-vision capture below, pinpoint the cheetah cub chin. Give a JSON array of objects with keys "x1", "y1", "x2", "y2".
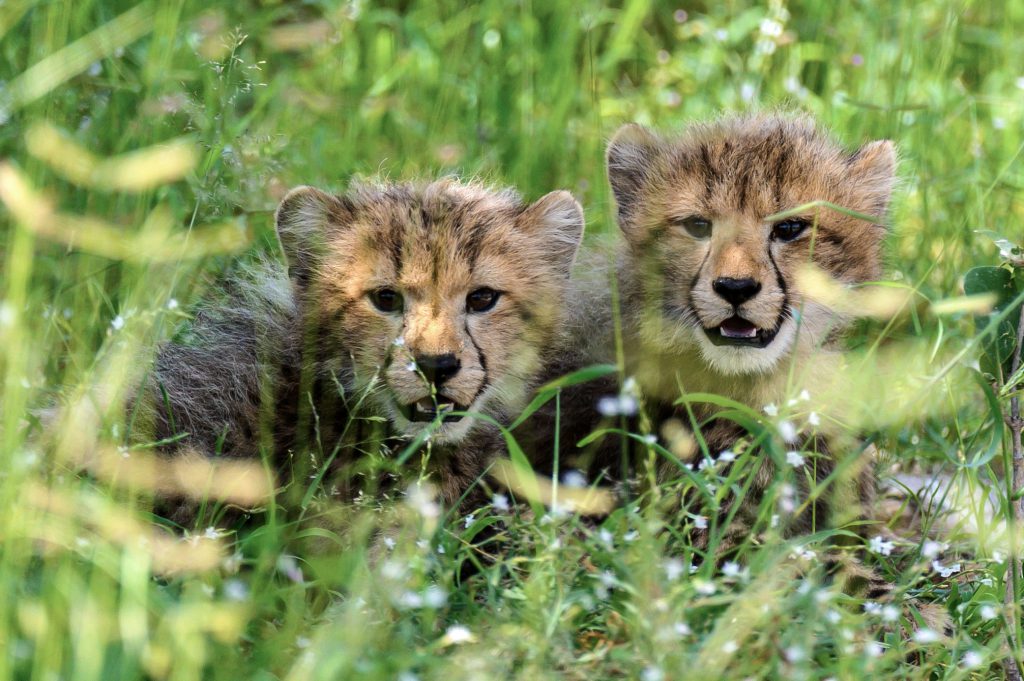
[
  {"x1": 605, "y1": 113, "x2": 895, "y2": 412},
  {"x1": 142, "y1": 178, "x2": 584, "y2": 507}
]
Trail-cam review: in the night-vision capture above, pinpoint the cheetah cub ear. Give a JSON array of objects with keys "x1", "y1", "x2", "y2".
[
  {"x1": 516, "y1": 190, "x2": 585, "y2": 276},
  {"x1": 275, "y1": 186, "x2": 353, "y2": 283},
  {"x1": 606, "y1": 123, "x2": 665, "y2": 229},
  {"x1": 847, "y1": 139, "x2": 898, "y2": 221}
]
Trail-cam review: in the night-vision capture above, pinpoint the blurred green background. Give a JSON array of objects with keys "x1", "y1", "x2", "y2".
[{"x1": 1, "y1": 1, "x2": 1023, "y2": 679}]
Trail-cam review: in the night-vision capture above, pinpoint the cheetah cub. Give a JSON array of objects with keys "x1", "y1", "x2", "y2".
[
  {"x1": 136, "y1": 179, "x2": 584, "y2": 514},
  {"x1": 550, "y1": 114, "x2": 895, "y2": 548}
]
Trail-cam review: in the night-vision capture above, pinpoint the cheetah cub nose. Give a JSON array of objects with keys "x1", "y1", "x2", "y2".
[
  {"x1": 415, "y1": 353, "x2": 461, "y2": 386},
  {"x1": 712, "y1": 277, "x2": 762, "y2": 306}
]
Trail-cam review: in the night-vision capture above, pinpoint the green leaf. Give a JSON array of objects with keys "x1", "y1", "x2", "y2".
[
  {"x1": 964, "y1": 265, "x2": 1022, "y2": 379},
  {"x1": 509, "y1": 363, "x2": 618, "y2": 430}
]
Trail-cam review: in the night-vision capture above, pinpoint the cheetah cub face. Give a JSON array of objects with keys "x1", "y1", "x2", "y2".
[
  {"x1": 606, "y1": 115, "x2": 896, "y2": 376},
  {"x1": 276, "y1": 179, "x2": 584, "y2": 444}
]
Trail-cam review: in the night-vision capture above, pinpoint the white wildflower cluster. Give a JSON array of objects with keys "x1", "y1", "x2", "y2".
[
  {"x1": 924, "y1": 540, "x2": 961, "y2": 578},
  {"x1": 931, "y1": 559, "x2": 961, "y2": 579},
  {"x1": 777, "y1": 482, "x2": 797, "y2": 514},
  {"x1": 596, "y1": 377, "x2": 640, "y2": 417},
  {"x1": 491, "y1": 493, "x2": 510, "y2": 512},
  {"x1": 405, "y1": 482, "x2": 440, "y2": 519},
  {"x1": 757, "y1": 11, "x2": 786, "y2": 54},
  {"x1": 868, "y1": 535, "x2": 894, "y2": 556},
  {"x1": 440, "y1": 624, "x2": 474, "y2": 645},
  {"x1": 394, "y1": 585, "x2": 448, "y2": 611}
]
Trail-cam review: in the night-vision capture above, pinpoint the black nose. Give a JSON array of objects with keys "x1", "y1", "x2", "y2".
[
  {"x1": 415, "y1": 353, "x2": 461, "y2": 386},
  {"x1": 712, "y1": 277, "x2": 762, "y2": 306}
]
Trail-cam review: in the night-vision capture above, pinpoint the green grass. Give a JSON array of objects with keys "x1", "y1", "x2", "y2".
[{"x1": 2, "y1": 1, "x2": 1024, "y2": 679}]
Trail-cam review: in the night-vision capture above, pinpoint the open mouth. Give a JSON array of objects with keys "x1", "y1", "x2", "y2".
[
  {"x1": 704, "y1": 315, "x2": 779, "y2": 348},
  {"x1": 400, "y1": 397, "x2": 466, "y2": 423}
]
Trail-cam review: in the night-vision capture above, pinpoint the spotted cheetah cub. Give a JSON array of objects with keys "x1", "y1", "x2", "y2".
[
  {"x1": 550, "y1": 114, "x2": 895, "y2": 546},
  {"x1": 137, "y1": 179, "x2": 584, "y2": 512}
]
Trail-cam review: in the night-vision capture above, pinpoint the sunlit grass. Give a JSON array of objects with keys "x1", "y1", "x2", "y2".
[{"x1": 1, "y1": 1, "x2": 1023, "y2": 679}]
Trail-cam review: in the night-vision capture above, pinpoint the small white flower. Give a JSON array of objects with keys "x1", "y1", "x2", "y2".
[
  {"x1": 881, "y1": 605, "x2": 899, "y2": 622},
  {"x1": 932, "y1": 560, "x2": 960, "y2": 578},
  {"x1": 640, "y1": 666, "x2": 664, "y2": 681},
  {"x1": 562, "y1": 470, "x2": 587, "y2": 488},
  {"x1": 778, "y1": 420, "x2": 798, "y2": 443},
  {"x1": 764, "y1": 403, "x2": 779, "y2": 416},
  {"x1": 463, "y1": 513, "x2": 476, "y2": 529},
  {"x1": 714, "y1": 28, "x2": 729, "y2": 42},
  {"x1": 693, "y1": 515, "x2": 708, "y2": 530},
  {"x1": 491, "y1": 493, "x2": 510, "y2": 512},
  {"x1": 962, "y1": 650, "x2": 984, "y2": 669},
  {"x1": 423, "y1": 585, "x2": 448, "y2": 608},
  {"x1": 622, "y1": 376, "x2": 639, "y2": 395},
  {"x1": 405, "y1": 483, "x2": 439, "y2": 519},
  {"x1": 722, "y1": 640, "x2": 738, "y2": 654},
  {"x1": 980, "y1": 604, "x2": 998, "y2": 621},
  {"x1": 740, "y1": 83, "x2": 756, "y2": 102},
  {"x1": 674, "y1": 621, "x2": 692, "y2": 636},
  {"x1": 826, "y1": 609, "x2": 841, "y2": 624},
  {"x1": 864, "y1": 641, "x2": 883, "y2": 657},
  {"x1": 863, "y1": 602, "x2": 882, "y2": 615},
  {"x1": 599, "y1": 570, "x2": 617, "y2": 589},
  {"x1": 698, "y1": 457, "x2": 714, "y2": 472},
  {"x1": 598, "y1": 528, "x2": 614, "y2": 547},
  {"x1": 913, "y1": 628, "x2": 939, "y2": 644},
  {"x1": 798, "y1": 389, "x2": 811, "y2": 402},
  {"x1": 868, "y1": 536, "x2": 894, "y2": 556},
  {"x1": 694, "y1": 580, "x2": 716, "y2": 595},
  {"x1": 718, "y1": 449, "x2": 736, "y2": 463},
  {"x1": 785, "y1": 450, "x2": 805, "y2": 468},
  {"x1": 771, "y1": 514, "x2": 780, "y2": 528},
  {"x1": 921, "y1": 540, "x2": 945, "y2": 559},
  {"x1": 664, "y1": 558, "x2": 685, "y2": 580},
  {"x1": 623, "y1": 530, "x2": 639, "y2": 542},
  {"x1": 405, "y1": 360, "x2": 417, "y2": 372},
  {"x1": 436, "y1": 545, "x2": 445, "y2": 555},
  {"x1": 784, "y1": 646, "x2": 806, "y2": 663},
  {"x1": 382, "y1": 537, "x2": 396, "y2": 550},
  {"x1": 689, "y1": 562, "x2": 699, "y2": 575},
  {"x1": 88, "y1": 61, "x2": 102, "y2": 76},
  {"x1": 807, "y1": 412, "x2": 820, "y2": 427},
  {"x1": 0, "y1": 301, "x2": 14, "y2": 328},
  {"x1": 759, "y1": 18, "x2": 784, "y2": 37},
  {"x1": 110, "y1": 315, "x2": 125, "y2": 330},
  {"x1": 617, "y1": 395, "x2": 639, "y2": 416},
  {"x1": 597, "y1": 396, "x2": 619, "y2": 416},
  {"x1": 441, "y1": 624, "x2": 475, "y2": 645},
  {"x1": 792, "y1": 546, "x2": 816, "y2": 561},
  {"x1": 722, "y1": 561, "x2": 742, "y2": 578},
  {"x1": 981, "y1": 577, "x2": 994, "y2": 586},
  {"x1": 167, "y1": 298, "x2": 179, "y2": 310},
  {"x1": 223, "y1": 579, "x2": 248, "y2": 601}
]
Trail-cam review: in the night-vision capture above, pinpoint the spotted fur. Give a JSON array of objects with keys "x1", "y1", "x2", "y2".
[
  {"x1": 533, "y1": 114, "x2": 896, "y2": 550},
  {"x1": 137, "y1": 178, "x2": 584, "y2": 511}
]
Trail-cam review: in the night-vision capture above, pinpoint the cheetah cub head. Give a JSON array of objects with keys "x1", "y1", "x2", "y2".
[
  {"x1": 606, "y1": 114, "x2": 896, "y2": 376},
  {"x1": 275, "y1": 179, "x2": 584, "y2": 444}
]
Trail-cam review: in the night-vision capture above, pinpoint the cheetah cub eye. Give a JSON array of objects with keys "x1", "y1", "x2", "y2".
[
  {"x1": 672, "y1": 216, "x2": 713, "y2": 239},
  {"x1": 466, "y1": 287, "x2": 500, "y2": 313},
  {"x1": 771, "y1": 219, "x2": 810, "y2": 242},
  {"x1": 370, "y1": 288, "x2": 403, "y2": 313}
]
